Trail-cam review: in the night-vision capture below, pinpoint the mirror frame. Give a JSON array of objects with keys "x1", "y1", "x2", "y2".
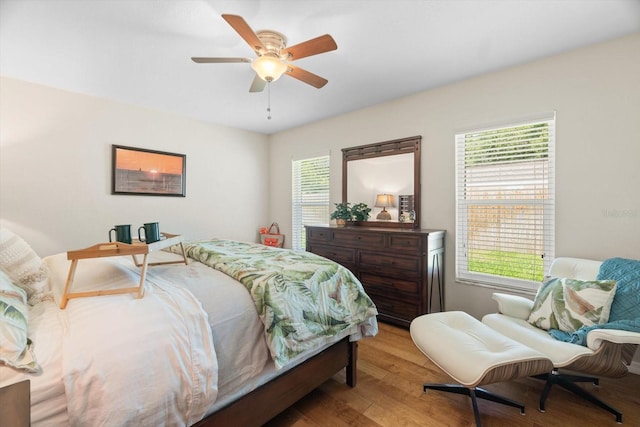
[{"x1": 342, "y1": 135, "x2": 421, "y2": 229}]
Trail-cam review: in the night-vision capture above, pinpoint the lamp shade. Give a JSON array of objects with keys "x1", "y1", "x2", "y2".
[
  {"x1": 375, "y1": 194, "x2": 395, "y2": 208},
  {"x1": 251, "y1": 54, "x2": 288, "y2": 82}
]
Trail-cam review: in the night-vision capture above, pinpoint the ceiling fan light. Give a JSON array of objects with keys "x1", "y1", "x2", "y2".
[{"x1": 252, "y1": 55, "x2": 288, "y2": 82}]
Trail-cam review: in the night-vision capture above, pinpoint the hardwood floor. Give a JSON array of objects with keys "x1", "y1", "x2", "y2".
[{"x1": 266, "y1": 322, "x2": 640, "y2": 427}]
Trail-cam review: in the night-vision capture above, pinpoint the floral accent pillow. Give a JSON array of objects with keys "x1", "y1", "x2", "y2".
[
  {"x1": 0, "y1": 270, "x2": 41, "y2": 372},
  {"x1": 528, "y1": 277, "x2": 617, "y2": 332}
]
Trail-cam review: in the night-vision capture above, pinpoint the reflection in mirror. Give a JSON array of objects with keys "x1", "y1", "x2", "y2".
[
  {"x1": 347, "y1": 153, "x2": 413, "y2": 221},
  {"x1": 398, "y1": 195, "x2": 415, "y2": 222},
  {"x1": 342, "y1": 136, "x2": 421, "y2": 228}
]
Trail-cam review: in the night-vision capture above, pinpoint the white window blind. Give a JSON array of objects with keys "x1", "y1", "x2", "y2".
[
  {"x1": 292, "y1": 155, "x2": 330, "y2": 251},
  {"x1": 455, "y1": 113, "x2": 555, "y2": 291}
]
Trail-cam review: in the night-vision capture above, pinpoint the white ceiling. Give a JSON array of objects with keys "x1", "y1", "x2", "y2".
[{"x1": 2, "y1": 0, "x2": 639, "y2": 135}]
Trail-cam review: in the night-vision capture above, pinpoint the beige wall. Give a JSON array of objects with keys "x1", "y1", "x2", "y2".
[
  {"x1": 1, "y1": 34, "x2": 638, "y2": 368},
  {"x1": 0, "y1": 78, "x2": 270, "y2": 256},
  {"x1": 269, "y1": 33, "x2": 640, "y2": 317}
]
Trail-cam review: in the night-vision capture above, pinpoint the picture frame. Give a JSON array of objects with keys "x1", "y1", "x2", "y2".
[{"x1": 112, "y1": 145, "x2": 186, "y2": 197}]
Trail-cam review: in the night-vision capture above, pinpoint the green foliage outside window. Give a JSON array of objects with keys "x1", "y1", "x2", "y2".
[
  {"x1": 465, "y1": 123, "x2": 549, "y2": 166},
  {"x1": 468, "y1": 249, "x2": 544, "y2": 282}
]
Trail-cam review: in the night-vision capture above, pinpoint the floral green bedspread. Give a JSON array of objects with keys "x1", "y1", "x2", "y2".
[{"x1": 181, "y1": 238, "x2": 378, "y2": 368}]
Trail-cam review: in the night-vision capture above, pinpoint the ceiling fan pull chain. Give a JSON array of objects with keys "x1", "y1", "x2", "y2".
[{"x1": 267, "y1": 81, "x2": 272, "y2": 120}]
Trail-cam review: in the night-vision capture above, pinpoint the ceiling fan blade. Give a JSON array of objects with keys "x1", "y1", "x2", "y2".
[
  {"x1": 221, "y1": 14, "x2": 265, "y2": 54},
  {"x1": 285, "y1": 64, "x2": 328, "y2": 89},
  {"x1": 281, "y1": 34, "x2": 337, "y2": 61},
  {"x1": 249, "y1": 75, "x2": 266, "y2": 93},
  {"x1": 191, "y1": 57, "x2": 251, "y2": 63}
]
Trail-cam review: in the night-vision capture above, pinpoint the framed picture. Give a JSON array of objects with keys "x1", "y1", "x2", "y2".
[{"x1": 112, "y1": 145, "x2": 186, "y2": 196}]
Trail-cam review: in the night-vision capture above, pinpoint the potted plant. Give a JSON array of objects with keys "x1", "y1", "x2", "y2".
[
  {"x1": 351, "y1": 203, "x2": 371, "y2": 222},
  {"x1": 330, "y1": 202, "x2": 352, "y2": 226}
]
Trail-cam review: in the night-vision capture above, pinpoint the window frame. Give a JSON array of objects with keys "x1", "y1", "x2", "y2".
[
  {"x1": 291, "y1": 154, "x2": 330, "y2": 251},
  {"x1": 455, "y1": 113, "x2": 556, "y2": 292}
]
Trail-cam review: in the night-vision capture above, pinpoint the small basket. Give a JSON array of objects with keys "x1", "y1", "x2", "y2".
[{"x1": 259, "y1": 222, "x2": 285, "y2": 248}]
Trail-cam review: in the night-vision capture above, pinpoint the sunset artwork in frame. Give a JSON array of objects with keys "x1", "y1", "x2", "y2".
[{"x1": 112, "y1": 145, "x2": 186, "y2": 196}]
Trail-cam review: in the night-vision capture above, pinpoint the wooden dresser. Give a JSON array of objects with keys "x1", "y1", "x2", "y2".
[{"x1": 306, "y1": 225, "x2": 445, "y2": 328}]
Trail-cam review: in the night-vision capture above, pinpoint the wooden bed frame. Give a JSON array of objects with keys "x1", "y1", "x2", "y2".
[{"x1": 193, "y1": 338, "x2": 358, "y2": 426}]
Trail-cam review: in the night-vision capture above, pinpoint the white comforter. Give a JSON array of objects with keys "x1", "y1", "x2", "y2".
[
  {"x1": 2, "y1": 248, "x2": 371, "y2": 425},
  {"x1": 27, "y1": 254, "x2": 217, "y2": 426}
]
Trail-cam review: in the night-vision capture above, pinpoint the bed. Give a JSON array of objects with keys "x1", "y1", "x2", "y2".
[{"x1": 0, "y1": 229, "x2": 378, "y2": 426}]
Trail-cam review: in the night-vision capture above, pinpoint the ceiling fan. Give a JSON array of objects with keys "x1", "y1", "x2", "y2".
[{"x1": 192, "y1": 14, "x2": 337, "y2": 92}]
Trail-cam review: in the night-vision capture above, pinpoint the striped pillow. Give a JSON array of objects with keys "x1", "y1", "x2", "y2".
[{"x1": 0, "y1": 227, "x2": 50, "y2": 305}]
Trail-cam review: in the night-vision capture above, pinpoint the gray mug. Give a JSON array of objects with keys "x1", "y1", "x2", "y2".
[
  {"x1": 138, "y1": 222, "x2": 160, "y2": 244},
  {"x1": 109, "y1": 224, "x2": 132, "y2": 244}
]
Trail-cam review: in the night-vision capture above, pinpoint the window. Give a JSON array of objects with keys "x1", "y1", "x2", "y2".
[
  {"x1": 455, "y1": 113, "x2": 555, "y2": 291},
  {"x1": 292, "y1": 155, "x2": 330, "y2": 251}
]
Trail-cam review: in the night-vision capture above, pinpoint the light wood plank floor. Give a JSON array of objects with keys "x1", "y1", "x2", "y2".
[{"x1": 266, "y1": 322, "x2": 640, "y2": 427}]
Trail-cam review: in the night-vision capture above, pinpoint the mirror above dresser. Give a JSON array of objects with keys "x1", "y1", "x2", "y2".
[
  {"x1": 342, "y1": 136, "x2": 421, "y2": 228},
  {"x1": 308, "y1": 136, "x2": 446, "y2": 324}
]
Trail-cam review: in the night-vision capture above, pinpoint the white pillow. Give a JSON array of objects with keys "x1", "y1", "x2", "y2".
[
  {"x1": 0, "y1": 227, "x2": 51, "y2": 305},
  {"x1": 0, "y1": 270, "x2": 41, "y2": 372}
]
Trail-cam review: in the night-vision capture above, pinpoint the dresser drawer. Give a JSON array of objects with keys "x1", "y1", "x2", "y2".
[
  {"x1": 306, "y1": 225, "x2": 446, "y2": 327},
  {"x1": 388, "y1": 234, "x2": 423, "y2": 251},
  {"x1": 366, "y1": 290, "x2": 420, "y2": 321},
  {"x1": 360, "y1": 273, "x2": 419, "y2": 295},
  {"x1": 306, "y1": 227, "x2": 331, "y2": 242},
  {"x1": 332, "y1": 231, "x2": 385, "y2": 248},
  {"x1": 307, "y1": 244, "x2": 355, "y2": 266},
  {"x1": 358, "y1": 252, "x2": 421, "y2": 275}
]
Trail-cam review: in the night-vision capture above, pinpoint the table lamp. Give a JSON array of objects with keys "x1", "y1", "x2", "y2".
[{"x1": 375, "y1": 194, "x2": 395, "y2": 220}]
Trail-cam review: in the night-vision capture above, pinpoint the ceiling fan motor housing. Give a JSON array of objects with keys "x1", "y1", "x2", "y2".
[{"x1": 256, "y1": 30, "x2": 288, "y2": 57}]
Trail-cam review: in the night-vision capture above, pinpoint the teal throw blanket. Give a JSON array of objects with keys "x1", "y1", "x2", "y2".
[{"x1": 549, "y1": 257, "x2": 640, "y2": 345}]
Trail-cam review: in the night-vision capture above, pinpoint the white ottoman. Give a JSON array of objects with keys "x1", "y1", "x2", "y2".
[{"x1": 410, "y1": 311, "x2": 553, "y2": 427}]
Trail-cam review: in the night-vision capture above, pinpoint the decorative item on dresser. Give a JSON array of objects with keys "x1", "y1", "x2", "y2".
[{"x1": 306, "y1": 225, "x2": 445, "y2": 327}]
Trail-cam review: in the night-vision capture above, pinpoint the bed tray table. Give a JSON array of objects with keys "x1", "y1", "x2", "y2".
[{"x1": 60, "y1": 232, "x2": 188, "y2": 309}]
